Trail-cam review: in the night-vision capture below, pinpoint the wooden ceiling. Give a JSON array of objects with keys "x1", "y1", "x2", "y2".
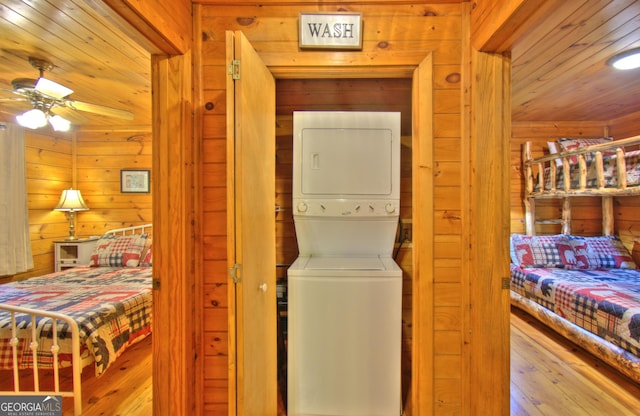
[
  {"x1": 510, "y1": 0, "x2": 640, "y2": 122},
  {"x1": 0, "y1": 0, "x2": 639, "y2": 131},
  {"x1": 0, "y1": 0, "x2": 152, "y2": 130}
]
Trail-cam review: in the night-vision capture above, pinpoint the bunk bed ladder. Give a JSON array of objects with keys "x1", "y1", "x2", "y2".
[
  {"x1": 524, "y1": 196, "x2": 571, "y2": 236},
  {"x1": 523, "y1": 141, "x2": 571, "y2": 235}
]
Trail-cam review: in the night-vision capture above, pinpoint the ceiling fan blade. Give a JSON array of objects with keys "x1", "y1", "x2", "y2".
[
  {"x1": 2, "y1": 85, "x2": 29, "y2": 97},
  {"x1": 0, "y1": 97, "x2": 28, "y2": 102},
  {"x1": 35, "y1": 77, "x2": 73, "y2": 99},
  {"x1": 64, "y1": 99, "x2": 134, "y2": 120}
]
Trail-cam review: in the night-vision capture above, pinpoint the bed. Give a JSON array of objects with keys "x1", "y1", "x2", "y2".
[
  {"x1": 522, "y1": 134, "x2": 640, "y2": 235},
  {"x1": 515, "y1": 134, "x2": 640, "y2": 384},
  {"x1": 0, "y1": 224, "x2": 152, "y2": 415}
]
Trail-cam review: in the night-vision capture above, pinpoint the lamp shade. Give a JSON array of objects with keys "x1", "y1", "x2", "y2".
[
  {"x1": 16, "y1": 109, "x2": 47, "y2": 129},
  {"x1": 49, "y1": 114, "x2": 71, "y2": 132},
  {"x1": 54, "y1": 188, "x2": 89, "y2": 212}
]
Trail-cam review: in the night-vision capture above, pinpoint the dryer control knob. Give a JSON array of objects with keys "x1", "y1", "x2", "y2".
[
  {"x1": 297, "y1": 202, "x2": 308, "y2": 213},
  {"x1": 385, "y1": 203, "x2": 396, "y2": 214}
]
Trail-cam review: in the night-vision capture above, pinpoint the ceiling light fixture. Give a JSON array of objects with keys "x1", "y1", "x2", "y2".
[
  {"x1": 608, "y1": 47, "x2": 640, "y2": 70},
  {"x1": 15, "y1": 109, "x2": 47, "y2": 129},
  {"x1": 48, "y1": 114, "x2": 71, "y2": 131},
  {"x1": 15, "y1": 109, "x2": 71, "y2": 131}
]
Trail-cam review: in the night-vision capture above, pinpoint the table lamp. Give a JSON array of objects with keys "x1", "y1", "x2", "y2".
[{"x1": 54, "y1": 188, "x2": 89, "y2": 240}]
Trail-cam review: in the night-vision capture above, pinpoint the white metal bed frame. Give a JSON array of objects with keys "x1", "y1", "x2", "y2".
[{"x1": 0, "y1": 223, "x2": 152, "y2": 416}]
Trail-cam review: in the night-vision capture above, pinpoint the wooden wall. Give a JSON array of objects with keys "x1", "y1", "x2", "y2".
[
  {"x1": 197, "y1": 2, "x2": 467, "y2": 415},
  {"x1": 510, "y1": 117, "x2": 640, "y2": 249},
  {"x1": 1, "y1": 127, "x2": 152, "y2": 283},
  {"x1": 75, "y1": 129, "x2": 153, "y2": 236}
]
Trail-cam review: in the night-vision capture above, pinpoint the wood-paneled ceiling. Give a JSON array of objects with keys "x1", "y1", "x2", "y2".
[
  {"x1": 0, "y1": 0, "x2": 639, "y2": 131},
  {"x1": 0, "y1": 0, "x2": 152, "y2": 130}
]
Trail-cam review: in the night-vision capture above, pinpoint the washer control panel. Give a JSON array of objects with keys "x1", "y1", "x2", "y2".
[{"x1": 293, "y1": 199, "x2": 399, "y2": 217}]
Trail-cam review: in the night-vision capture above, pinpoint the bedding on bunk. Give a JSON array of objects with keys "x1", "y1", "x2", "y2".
[
  {"x1": 510, "y1": 265, "x2": 640, "y2": 358},
  {"x1": 0, "y1": 234, "x2": 153, "y2": 377},
  {"x1": 536, "y1": 149, "x2": 640, "y2": 191},
  {"x1": 510, "y1": 234, "x2": 640, "y2": 359}
]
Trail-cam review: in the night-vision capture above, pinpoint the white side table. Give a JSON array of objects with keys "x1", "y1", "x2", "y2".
[{"x1": 54, "y1": 237, "x2": 99, "y2": 272}]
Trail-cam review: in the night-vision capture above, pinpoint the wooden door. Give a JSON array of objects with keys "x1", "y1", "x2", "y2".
[{"x1": 226, "y1": 30, "x2": 277, "y2": 415}]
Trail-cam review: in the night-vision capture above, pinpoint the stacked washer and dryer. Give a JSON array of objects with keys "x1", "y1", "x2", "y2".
[{"x1": 288, "y1": 111, "x2": 402, "y2": 416}]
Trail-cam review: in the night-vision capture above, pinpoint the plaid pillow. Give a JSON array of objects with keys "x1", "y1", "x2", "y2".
[
  {"x1": 567, "y1": 235, "x2": 636, "y2": 270},
  {"x1": 510, "y1": 234, "x2": 577, "y2": 268},
  {"x1": 90, "y1": 233, "x2": 148, "y2": 267},
  {"x1": 556, "y1": 137, "x2": 613, "y2": 165}
]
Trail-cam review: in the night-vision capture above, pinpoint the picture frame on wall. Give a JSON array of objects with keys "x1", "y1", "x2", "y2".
[{"x1": 121, "y1": 169, "x2": 150, "y2": 193}]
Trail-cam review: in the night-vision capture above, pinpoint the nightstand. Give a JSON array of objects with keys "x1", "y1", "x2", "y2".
[{"x1": 54, "y1": 237, "x2": 99, "y2": 272}]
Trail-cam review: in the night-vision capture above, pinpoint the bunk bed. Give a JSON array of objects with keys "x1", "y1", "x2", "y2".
[
  {"x1": 511, "y1": 135, "x2": 640, "y2": 384},
  {"x1": 0, "y1": 224, "x2": 153, "y2": 416}
]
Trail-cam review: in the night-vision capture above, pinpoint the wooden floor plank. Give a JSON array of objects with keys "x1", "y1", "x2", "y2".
[
  {"x1": 3, "y1": 310, "x2": 640, "y2": 415},
  {"x1": 510, "y1": 307, "x2": 640, "y2": 415}
]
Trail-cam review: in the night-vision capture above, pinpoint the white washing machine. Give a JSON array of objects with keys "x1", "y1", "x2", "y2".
[{"x1": 288, "y1": 111, "x2": 402, "y2": 416}]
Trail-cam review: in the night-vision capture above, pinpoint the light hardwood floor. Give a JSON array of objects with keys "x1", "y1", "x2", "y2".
[
  {"x1": 0, "y1": 335, "x2": 152, "y2": 416},
  {"x1": 5, "y1": 313, "x2": 638, "y2": 415},
  {"x1": 74, "y1": 335, "x2": 152, "y2": 416},
  {"x1": 510, "y1": 307, "x2": 640, "y2": 415}
]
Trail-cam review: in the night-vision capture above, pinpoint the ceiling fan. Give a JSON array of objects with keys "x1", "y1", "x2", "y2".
[{"x1": 0, "y1": 57, "x2": 134, "y2": 131}]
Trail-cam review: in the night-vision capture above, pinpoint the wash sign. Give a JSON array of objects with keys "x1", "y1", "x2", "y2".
[{"x1": 299, "y1": 13, "x2": 363, "y2": 50}]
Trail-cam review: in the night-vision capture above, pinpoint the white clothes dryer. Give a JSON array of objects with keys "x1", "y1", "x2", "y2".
[{"x1": 288, "y1": 111, "x2": 402, "y2": 416}]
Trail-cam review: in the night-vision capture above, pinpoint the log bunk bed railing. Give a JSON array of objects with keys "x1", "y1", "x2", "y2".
[
  {"x1": 514, "y1": 135, "x2": 640, "y2": 384},
  {"x1": 522, "y1": 134, "x2": 640, "y2": 236},
  {"x1": 0, "y1": 224, "x2": 152, "y2": 416}
]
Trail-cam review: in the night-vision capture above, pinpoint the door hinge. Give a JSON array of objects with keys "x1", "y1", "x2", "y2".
[
  {"x1": 230, "y1": 263, "x2": 242, "y2": 284},
  {"x1": 502, "y1": 277, "x2": 510, "y2": 290},
  {"x1": 228, "y1": 60, "x2": 240, "y2": 80},
  {"x1": 152, "y1": 278, "x2": 161, "y2": 290}
]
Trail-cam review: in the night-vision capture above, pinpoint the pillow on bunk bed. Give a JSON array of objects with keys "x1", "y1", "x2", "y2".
[
  {"x1": 551, "y1": 137, "x2": 614, "y2": 166},
  {"x1": 567, "y1": 235, "x2": 637, "y2": 270},
  {"x1": 510, "y1": 234, "x2": 578, "y2": 269},
  {"x1": 89, "y1": 233, "x2": 149, "y2": 267}
]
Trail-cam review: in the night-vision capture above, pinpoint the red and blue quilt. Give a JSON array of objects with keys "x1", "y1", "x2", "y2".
[
  {"x1": 511, "y1": 265, "x2": 640, "y2": 357},
  {"x1": 0, "y1": 266, "x2": 152, "y2": 376}
]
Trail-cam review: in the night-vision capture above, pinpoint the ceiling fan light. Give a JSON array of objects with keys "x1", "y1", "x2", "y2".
[
  {"x1": 35, "y1": 77, "x2": 73, "y2": 98},
  {"x1": 608, "y1": 48, "x2": 640, "y2": 70},
  {"x1": 49, "y1": 114, "x2": 71, "y2": 131},
  {"x1": 16, "y1": 109, "x2": 47, "y2": 129}
]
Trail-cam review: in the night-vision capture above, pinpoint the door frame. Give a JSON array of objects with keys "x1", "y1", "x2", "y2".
[{"x1": 226, "y1": 44, "x2": 436, "y2": 415}]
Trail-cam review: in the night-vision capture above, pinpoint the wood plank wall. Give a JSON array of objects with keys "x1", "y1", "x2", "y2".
[
  {"x1": 197, "y1": 3, "x2": 465, "y2": 415},
  {"x1": 510, "y1": 118, "x2": 640, "y2": 249},
  {"x1": 75, "y1": 129, "x2": 153, "y2": 236},
  {"x1": 1, "y1": 127, "x2": 152, "y2": 284}
]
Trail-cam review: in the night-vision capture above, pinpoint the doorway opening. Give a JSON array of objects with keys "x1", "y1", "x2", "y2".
[{"x1": 273, "y1": 77, "x2": 413, "y2": 414}]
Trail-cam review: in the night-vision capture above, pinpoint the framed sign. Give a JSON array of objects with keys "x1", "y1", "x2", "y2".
[
  {"x1": 121, "y1": 169, "x2": 150, "y2": 193},
  {"x1": 299, "y1": 12, "x2": 362, "y2": 50}
]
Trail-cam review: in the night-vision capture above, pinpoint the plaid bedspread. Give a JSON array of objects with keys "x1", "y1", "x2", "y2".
[
  {"x1": 511, "y1": 265, "x2": 640, "y2": 357},
  {"x1": 537, "y1": 149, "x2": 640, "y2": 191},
  {"x1": 0, "y1": 266, "x2": 152, "y2": 376}
]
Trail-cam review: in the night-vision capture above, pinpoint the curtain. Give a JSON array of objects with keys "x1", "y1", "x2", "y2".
[{"x1": 0, "y1": 123, "x2": 33, "y2": 275}]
